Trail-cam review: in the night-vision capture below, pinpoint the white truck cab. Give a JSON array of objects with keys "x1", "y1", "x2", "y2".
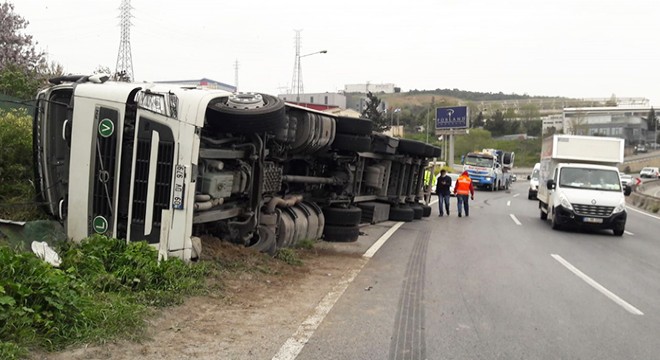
[{"x1": 537, "y1": 135, "x2": 626, "y2": 236}]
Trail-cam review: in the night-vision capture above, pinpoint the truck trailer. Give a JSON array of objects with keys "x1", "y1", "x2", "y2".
[
  {"x1": 33, "y1": 76, "x2": 441, "y2": 260},
  {"x1": 537, "y1": 135, "x2": 626, "y2": 236}
]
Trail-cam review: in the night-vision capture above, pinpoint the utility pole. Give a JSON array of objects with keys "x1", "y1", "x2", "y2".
[{"x1": 115, "y1": 0, "x2": 134, "y2": 82}]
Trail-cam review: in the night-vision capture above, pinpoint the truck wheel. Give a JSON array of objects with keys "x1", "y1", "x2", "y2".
[
  {"x1": 331, "y1": 133, "x2": 371, "y2": 152},
  {"x1": 389, "y1": 206, "x2": 415, "y2": 222},
  {"x1": 421, "y1": 204, "x2": 432, "y2": 217},
  {"x1": 540, "y1": 208, "x2": 547, "y2": 220},
  {"x1": 409, "y1": 203, "x2": 423, "y2": 219},
  {"x1": 335, "y1": 116, "x2": 373, "y2": 135},
  {"x1": 323, "y1": 224, "x2": 360, "y2": 242},
  {"x1": 247, "y1": 226, "x2": 277, "y2": 255},
  {"x1": 397, "y1": 139, "x2": 427, "y2": 157},
  {"x1": 322, "y1": 206, "x2": 362, "y2": 226},
  {"x1": 206, "y1": 93, "x2": 286, "y2": 134}
]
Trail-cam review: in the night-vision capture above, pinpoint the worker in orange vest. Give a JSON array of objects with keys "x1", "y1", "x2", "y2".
[{"x1": 453, "y1": 170, "x2": 475, "y2": 217}]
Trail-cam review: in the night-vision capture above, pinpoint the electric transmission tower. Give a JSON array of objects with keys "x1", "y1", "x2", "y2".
[
  {"x1": 290, "y1": 30, "x2": 303, "y2": 99},
  {"x1": 115, "y1": 0, "x2": 134, "y2": 82}
]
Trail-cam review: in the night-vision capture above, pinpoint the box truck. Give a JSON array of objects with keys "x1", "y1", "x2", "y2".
[{"x1": 537, "y1": 135, "x2": 626, "y2": 236}]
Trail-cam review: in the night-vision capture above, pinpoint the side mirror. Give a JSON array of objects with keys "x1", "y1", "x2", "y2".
[
  {"x1": 547, "y1": 179, "x2": 556, "y2": 190},
  {"x1": 527, "y1": 175, "x2": 531, "y2": 180}
]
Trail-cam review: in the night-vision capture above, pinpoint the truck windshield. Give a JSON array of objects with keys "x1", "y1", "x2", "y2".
[
  {"x1": 464, "y1": 156, "x2": 493, "y2": 167},
  {"x1": 559, "y1": 168, "x2": 621, "y2": 191}
]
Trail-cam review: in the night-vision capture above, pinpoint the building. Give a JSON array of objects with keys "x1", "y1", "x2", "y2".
[
  {"x1": 563, "y1": 106, "x2": 655, "y2": 145},
  {"x1": 278, "y1": 92, "x2": 347, "y2": 109},
  {"x1": 154, "y1": 78, "x2": 236, "y2": 92},
  {"x1": 344, "y1": 83, "x2": 399, "y2": 94},
  {"x1": 541, "y1": 114, "x2": 564, "y2": 134}
]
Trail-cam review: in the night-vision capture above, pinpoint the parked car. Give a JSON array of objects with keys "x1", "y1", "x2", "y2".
[{"x1": 639, "y1": 167, "x2": 659, "y2": 178}]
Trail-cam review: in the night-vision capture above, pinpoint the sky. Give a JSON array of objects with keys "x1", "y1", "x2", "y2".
[{"x1": 12, "y1": 0, "x2": 660, "y2": 105}]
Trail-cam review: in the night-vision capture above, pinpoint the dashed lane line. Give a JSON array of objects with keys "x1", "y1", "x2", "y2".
[{"x1": 510, "y1": 214, "x2": 522, "y2": 226}]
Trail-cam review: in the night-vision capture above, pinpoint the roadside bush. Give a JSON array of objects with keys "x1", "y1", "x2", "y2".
[
  {"x1": 0, "y1": 108, "x2": 42, "y2": 220},
  {"x1": 274, "y1": 248, "x2": 303, "y2": 266},
  {"x1": 0, "y1": 235, "x2": 211, "y2": 357}
]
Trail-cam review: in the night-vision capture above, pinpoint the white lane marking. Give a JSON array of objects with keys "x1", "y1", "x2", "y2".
[
  {"x1": 507, "y1": 200, "x2": 511, "y2": 207},
  {"x1": 624, "y1": 230, "x2": 634, "y2": 236},
  {"x1": 363, "y1": 222, "x2": 405, "y2": 259},
  {"x1": 551, "y1": 254, "x2": 644, "y2": 316},
  {"x1": 274, "y1": 220, "x2": 407, "y2": 359},
  {"x1": 509, "y1": 214, "x2": 522, "y2": 226},
  {"x1": 513, "y1": 193, "x2": 520, "y2": 198},
  {"x1": 627, "y1": 206, "x2": 660, "y2": 220},
  {"x1": 272, "y1": 265, "x2": 364, "y2": 360},
  {"x1": 429, "y1": 198, "x2": 438, "y2": 205}
]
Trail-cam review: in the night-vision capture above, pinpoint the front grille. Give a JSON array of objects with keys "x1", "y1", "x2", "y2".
[
  {"x1": 91, "y1": 107, "x2": 119, "y2": 235},
  {"x1": 572, "y1": 204, "x2": 614, "y2": 217}
]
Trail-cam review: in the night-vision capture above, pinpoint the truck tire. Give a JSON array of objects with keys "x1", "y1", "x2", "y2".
[
  {"x1": 409, "y1": 203, "x2": 423, "y2": 219},
  {"x1": 247, "y1": 226, "x2": 277, "y2": 255},
  {"x1": 389, "y1": 206, "x2": 415, "y2": 222},
  {"x1": 540, "y1": 207, "x2": 547, "y2": 220},
  {"x1": 421, "y1": 204, "x2": 432, "y2": 217},
  {"x1": 432, "y1": 146, "x2": 442, "y2": 158},
  {"x1": 503, "y1": 152, "x2": 513, "y2": 164},
  {"x1": 332, "y1": 133, "x2": 371, "y2": 152},
  {"x1": 206, "y1": 93, "x2": 286, "y2": 134},
  {"x1": 613, "y1": 227, "x2": 624, "y2": 236},
  {"x1": 323, "y1": 224, "x2": 360, "y2": 242},
  {"x1": 335, "y1": 116, "x2": 373, "y2": 135},
  {"x1": 397, "y1": 139, "x2": 427, "y2": 157},
  {"x1": 322, "y1": 206, "x2": 362, "y2": 226}
]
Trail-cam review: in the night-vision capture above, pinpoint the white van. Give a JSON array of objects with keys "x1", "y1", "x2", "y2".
[{"x1": 528, "y1": 163, "x2": 540, "y2": 200}]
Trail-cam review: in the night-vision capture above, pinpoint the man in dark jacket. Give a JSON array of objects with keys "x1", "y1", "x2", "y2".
[{"x1": 435, "y1": 169, "x2": 452, "y2": 216}]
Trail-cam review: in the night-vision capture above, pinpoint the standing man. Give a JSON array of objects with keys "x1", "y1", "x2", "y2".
[
  {"x1": 435, "y1": 169, "x2": 452, "y2": 216},
  {"x1": 453, "y1": 170, "x2": 475, "y2": 217}
]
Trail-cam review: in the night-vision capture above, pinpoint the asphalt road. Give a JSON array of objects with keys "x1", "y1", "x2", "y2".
[{"x1": 292, "y1": 181, "x2": 660, "y2": 360}]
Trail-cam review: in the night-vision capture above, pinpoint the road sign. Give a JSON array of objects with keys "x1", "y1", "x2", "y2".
[
  {"x1": 436, "y1": 106, "x2": 469, "y2": 129},
  {"x1": 98, "y1": 118, "x2": 115, "y2": 137},
  {"x1": 93, "y1": 216, "x2": 108, "y2": 234}
]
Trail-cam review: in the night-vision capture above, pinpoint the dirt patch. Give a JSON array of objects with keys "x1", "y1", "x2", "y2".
[{"x1": 32, "y1": 238, "x2": 366, "y2": 360}]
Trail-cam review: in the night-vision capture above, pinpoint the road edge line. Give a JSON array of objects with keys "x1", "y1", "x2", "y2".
[{"x1": 551, "y1": 254, "x2": 644, "y2": 316}]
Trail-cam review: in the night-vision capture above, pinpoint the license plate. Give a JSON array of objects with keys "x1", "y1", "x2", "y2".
[
  {"x1": 472, "y1": 179, "x2": 480, "y2": 183},
  {"x1": 583, "y1": 217, "x2": 603, "y2": 224},
  {"x1": 172, "y1": 165, "x2": 185, "y2": 210}
]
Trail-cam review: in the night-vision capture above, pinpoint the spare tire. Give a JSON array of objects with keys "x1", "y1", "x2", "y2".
[
  {"x1": 335, "y1": 116, "x2": 373, "y2": 135},
  {"x1": 206, "y1": 93, "x2": 286, "y2": 134}
]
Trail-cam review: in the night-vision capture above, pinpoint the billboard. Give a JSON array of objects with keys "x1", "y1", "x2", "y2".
[{"x1": 436, "y1": 106, "x2": 469, "y2": 129}]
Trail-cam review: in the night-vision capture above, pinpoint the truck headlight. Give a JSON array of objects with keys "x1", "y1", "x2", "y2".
[
  {"x1": 485, "y1": 177, "x2": 492, "y2": 181},
  {"x1": 558, "y1": 193, "x2": 573, "y2": 211},
  {"x1": 613, "y1": 199, "x2": 626, "y2": 214}
]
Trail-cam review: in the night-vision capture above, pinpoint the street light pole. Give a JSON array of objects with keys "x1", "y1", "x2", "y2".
[{"x1": 296, "y1": 50, "x2": 328, "y2": 102}]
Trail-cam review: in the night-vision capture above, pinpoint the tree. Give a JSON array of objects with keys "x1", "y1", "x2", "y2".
[
  {"x1": 0, "y1": 2, "x2": 45, "y2": 71},
  {"x1": 647, "y1": 107, "x2": 658, "y2": 143},
  {"x1": 361, "y1": 91, "x2": 389, "y2": 132}
]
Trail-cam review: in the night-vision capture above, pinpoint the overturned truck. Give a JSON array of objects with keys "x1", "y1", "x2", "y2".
[{"x1": 33, "y1": 76, "x2": 441, "y2": 260}]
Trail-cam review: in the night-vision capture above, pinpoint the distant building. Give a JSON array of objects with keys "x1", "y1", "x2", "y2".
[
  {"x1": 154, "y1": 78, "x2": 236, "y2": 92},
  {"x1": 563, "y1": 106, "x2": 655, "y2": 145},
  {"x1": 541, "y1": 114, "x2": 564, "y2": 134},
  {"x1": 278, "y1": 92, "x2": 346, "y2": 109},
  {"x1": 344, "y1": 83, "x2": 399, "y2": 94}
]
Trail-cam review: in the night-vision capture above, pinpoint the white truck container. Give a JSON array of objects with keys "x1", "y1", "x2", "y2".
[{"x1": 537, "y1": 135, "x2": 626, "y2": 236}]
